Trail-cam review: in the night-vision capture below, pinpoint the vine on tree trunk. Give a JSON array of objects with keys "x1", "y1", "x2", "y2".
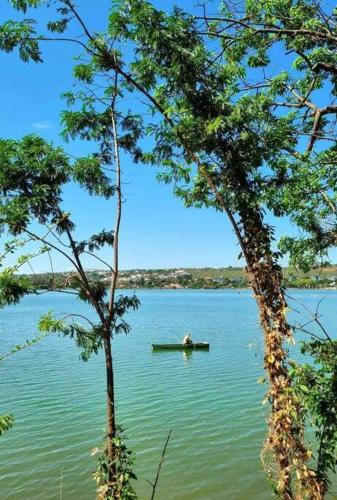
[{"x1": 240, "y1": 208, "x2": 323, "y2": 499}]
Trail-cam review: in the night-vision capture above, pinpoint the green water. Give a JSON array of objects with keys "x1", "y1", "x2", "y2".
[{"x1": 1, "y1": 289, "x2": 337, "y2": 499}]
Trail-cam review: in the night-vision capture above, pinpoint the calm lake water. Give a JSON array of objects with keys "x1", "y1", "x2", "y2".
[{"x1": 1, "y1": 289, "x2": 337, "y2": 499}]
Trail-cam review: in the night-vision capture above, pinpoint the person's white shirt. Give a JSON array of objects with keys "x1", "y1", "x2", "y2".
[{"x1": 183, "y1": 334, "x2": 192, "y2": 344}]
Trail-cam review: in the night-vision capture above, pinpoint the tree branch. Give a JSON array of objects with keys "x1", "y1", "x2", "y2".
[{"x1": 150, "y1": 429, "x2": 172, "y2": 500}]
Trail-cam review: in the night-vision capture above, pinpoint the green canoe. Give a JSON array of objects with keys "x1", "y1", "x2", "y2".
[{"x1": 152, "y1": 342, "x2": 209, "y2": 350}]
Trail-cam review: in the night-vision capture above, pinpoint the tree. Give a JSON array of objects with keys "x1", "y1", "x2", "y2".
[
  {"x1": 59, "y1": 43, "x2": 143, "y2": 499},
  {"x1": 193, "y1": 2, "x2": 337, "y2": 497},
  {"x1": 195, "y1": 0, "x2": 337, "y2": 270},
  {"x1": 106, "y1": 2, "x2": 321, "y2": 497},
  {"x1": 0, "y1": 125, "x2": 138, "y2": 497}
]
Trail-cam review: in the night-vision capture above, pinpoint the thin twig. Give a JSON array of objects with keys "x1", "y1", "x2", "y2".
[
  {"x1": 0, "y1": 332, "x2": 51, "y2": 361},
  {"x1": 60, "y1": 313, "x2": 96, "y2": 329},
  {"x1": 150, "y1": 430, "x2": 172, "y2": 500}
]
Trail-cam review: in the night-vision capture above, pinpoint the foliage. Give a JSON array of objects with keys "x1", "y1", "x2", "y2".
[
  {"x1": 0, "y1": 332, "x2": 50, "y2": 362},
  {"x1": 76, "y1": 231, "x2": 115, "y2": 254},
  {"x1": 38, "y1": 294, "x2": 139, "y2": 362},
  {"x1": 0, "y1": 414, "x2": 14, "y2": 437},
  {"x1": 207, "y1": 0, "x2": 337, "y2": 272},
  {"x1": 290, "y1": 338, "x2": 337, "y2": 494},
  {"x1": 93, "y1": 426, "x2": 137, "y2": 500},
  {"x1": 0, "y1": 19, "x2": 41, "y2": 62},
  {"x1": 0, "y1": 270, "x2": 35, "y2": 306}
]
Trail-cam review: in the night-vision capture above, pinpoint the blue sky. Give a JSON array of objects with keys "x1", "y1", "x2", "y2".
[{"x1": 0, "y1": 0, "x2": 333, "y2": 272}]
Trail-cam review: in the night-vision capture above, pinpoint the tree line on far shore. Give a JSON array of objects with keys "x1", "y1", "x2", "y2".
[{"x1": 19, "y1": 264, "x2": 337, "y2": 290}]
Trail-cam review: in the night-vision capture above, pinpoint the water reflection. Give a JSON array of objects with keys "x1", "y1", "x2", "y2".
[
  {"x1": 151, "y1": 347, "x2": 208, "y2": 367},
  {"x1": 182, "y1": 349, "x2": 193, "y2": 364}
]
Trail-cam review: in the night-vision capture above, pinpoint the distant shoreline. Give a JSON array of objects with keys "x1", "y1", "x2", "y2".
[
  {"x1": 117, "y1": 286, "x2": 337, "y2": 290},
  {"x1": 21, "y1": 265, "x2": 337, "y2": 291},
  {"x1": 33, "y1": 285, "x2": 337, "y2": 292}
]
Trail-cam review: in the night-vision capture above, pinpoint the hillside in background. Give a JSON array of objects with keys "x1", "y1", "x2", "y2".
[{"x1": 21, "y1": 265, "x2": 337, "y2": 290}]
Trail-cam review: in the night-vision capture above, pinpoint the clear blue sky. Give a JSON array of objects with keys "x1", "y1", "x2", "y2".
[{"x1": 0, "y1": 0, "x2": 332, "y2": 272}]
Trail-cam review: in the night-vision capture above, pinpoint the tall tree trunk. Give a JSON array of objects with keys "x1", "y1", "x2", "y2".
[
  {"x1": 104, "y1": 99, "x2": 121, "y2": 490},
  {"x1": 103, "y1": 333, "x2": 117, "y2": 482},
  {"x1": 238, "y1": 206, "x2": 322, "y2": 499},
  {"x1": 199, "y1": 165, "x2": 322, "y2": 498}
]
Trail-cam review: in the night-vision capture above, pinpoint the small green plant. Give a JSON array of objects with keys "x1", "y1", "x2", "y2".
[
  {"x1": 290, "y1": 305, "x2": 337, "y2": 496},
  {"x1": 93, "y1": 426, "x2": 137, "y2": 500},
  {"x1": 0, "y1": 414, "x2": 14, "y2": 437}
]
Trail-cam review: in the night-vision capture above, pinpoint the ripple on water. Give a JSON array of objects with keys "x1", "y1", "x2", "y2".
[{"x1": 2, "y1": 289, "x2": 337, "y2": 499}]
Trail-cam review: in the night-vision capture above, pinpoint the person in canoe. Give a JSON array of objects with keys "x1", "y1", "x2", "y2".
[{"x1": 183, "y1": 333, "x2": 193, "y2": 345}]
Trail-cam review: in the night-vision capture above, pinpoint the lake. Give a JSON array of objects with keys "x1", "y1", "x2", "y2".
[{"x1": 1, "y1": 289, "x2": 337, "y2": 499}]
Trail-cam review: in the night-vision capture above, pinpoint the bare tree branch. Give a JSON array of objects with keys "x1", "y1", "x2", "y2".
[{"x1": 150, "y1": 430, "x2": 172, "y2": 500}]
